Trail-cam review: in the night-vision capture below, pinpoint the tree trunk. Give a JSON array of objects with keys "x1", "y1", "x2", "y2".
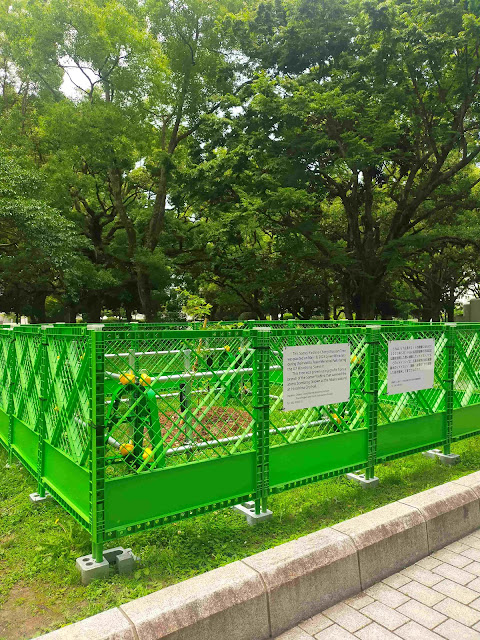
[
  {"x1": 85, "y1": 297, "x2": 102, "y2": 323},
  {"x1": 137, "y1": 266, "x2": 155, "y2": 321}
]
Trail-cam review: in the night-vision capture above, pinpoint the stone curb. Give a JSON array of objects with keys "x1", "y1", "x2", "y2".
[{"x1": 35, "y1": 472, "x2": 480, "y2": 640}]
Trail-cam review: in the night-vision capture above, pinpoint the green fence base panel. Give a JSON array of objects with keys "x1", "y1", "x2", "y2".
[
  {"x1": 377, "y1": 413, "x2": 444, "y2": 461},
  {"x1": 11, "y1": 417, "x2": 38, "y2": 473},
  {"x1": 43, "y1": 442, "x2": 90, "y2": 523},
  {"x1": 452, "y1": 404, "x2": 480, "y2": 438},
  {"x1": 269, "y1": 429, "x2": 369, "y2": 489},
  {"x1": 104, "y1": 451, "x2": 257, "y2": 531},
  {"x1": 0, "y1": 408, "x2": 8, "y2": 446}
]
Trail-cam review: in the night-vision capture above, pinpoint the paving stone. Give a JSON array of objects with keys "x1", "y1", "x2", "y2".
[
  {"x1": 466, "y1": 577, "x2": 480, "y2": 593},
  {"x1": 354, "y1": 622, "x2": 400, "y2": 639},
  {"x1": 382, "y1": 573, "x2": 411, "y2": 589},
  {"x1": 434, "y1": 619, "x2": 480, "y2": 639},
  {"x1": 433, "y1": 549, "x2": 473, "y2": 568},
  {"x1": 464, "y1": 562, "x2": 480, "y2": 577},
  {"x1": 416, "y1": 557, "x2": 442, "y2": 570},
  {"x1": 433, "y1": 563, "x2": 477, "y2": 585},
  {"x1": 359, "y1": 601, "x2": 409, "y2": 630},
  {"x1": 322, "y1": 603, "x2": 370, "y2": 633},
  {"x1": 469, "y1": 597, "x2": 480, "y2": 612},
  {"x1": 396, "y1": 599, "x2": 447, "y2": 629},
  {"x1": 395, "y1": 621, "x2": 445, "y2": 640},
  {"x1": 461, "y1": 536, "x2": 480, "y2": 551},
  {"x1": 463, "y1": 549, "x2": 480, "y2": 562},
  {"x1": 434, "y1": 597, "x2": 480, "y2": 627},
  {"x1": 314, "y1": 624, "x2": 357, "y2": 640},
  {"x1": 298, "y1": 613, "x2": 332, "y2": 635},
  {"x1": 399, "y1": 580, "x2": 446, "y2": 606},
  {"x1": 445, "y1": 541, "x2": 471, "y2": 554},
  {"x1": 344, "y1": 594, "x2": 374, "y2": 610},
  {"x1": 365, "y1": 583, "x2": 410, "y2": 608},
  {"x1": 433, "y1": 578, "x2": 479, "y2": 604},
  {"x1": 401, "y1": 565, "x2": 443, "y2": 587},
  {"x1": 275, "y1": 628, "x2": 314, "y2": 640}
]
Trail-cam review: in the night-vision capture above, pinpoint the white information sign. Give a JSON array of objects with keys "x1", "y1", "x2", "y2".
[
  {"x1": 283, "y1": 343, "x2": 350, "y2": 411},
  {"x1": 387, "y1": 338, "x2": 435, "y2": 395}
]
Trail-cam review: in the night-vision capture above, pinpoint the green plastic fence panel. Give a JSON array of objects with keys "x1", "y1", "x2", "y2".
[
  {"x1": 376, "y1": 413, "x2": 445, "y2": 461},
  {"x1": 452, "y1": 404, "x2": 480, "y2": 438},
  {"x1": 43, "y1": 442, "x2": 90, "y2": 523},
  {"x1": 104, "y1": 451, "x2": 257, "y2": 531},
  {"x1": 269, "y1": 429, "x2": 369, "y2": 488},
  {"x1": 0, "y1": 408, "x2": 7, "y2": 445},
  {"x1": 11, "y1": 417, "x2": 39, "y2": 473}
]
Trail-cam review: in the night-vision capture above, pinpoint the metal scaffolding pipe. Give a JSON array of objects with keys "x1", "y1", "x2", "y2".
[{"x1": 105, "y1": 364, "x2": 281, "y2": 383}]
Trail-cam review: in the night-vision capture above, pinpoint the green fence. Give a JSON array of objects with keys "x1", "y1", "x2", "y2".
[{"x1": 1, "y1": 320, "x2": 479, "y2": 562}]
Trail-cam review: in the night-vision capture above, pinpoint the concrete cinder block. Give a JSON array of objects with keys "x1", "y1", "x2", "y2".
[
  {"x1": 333, "y1": 502, "x2": 428, "y2": 589},
  {"x1": 346, "y1": 472, "x2": 380, "y2": 489},
  {"x1": 29, "y1": 492, "x2": 51, "y2": 504},
  {"x1": 422, "y1": 449, "x2": 460, "y2": 466},
  {"x1": 242, "y1": 527, "x2": 360, "y2": 637},
  {"x1": 120, "y1": 560, "x2": 270, "y2": 640},
  {"x1": 34, "y1": 607, "x2": 136, "y2": 640},
  {"x1": 232, "y1": 501, "x2": 273, "y2": 525},
  {"x1": 76, "y1": 555, "x2": 110, "y2": 585},
  {"x1": 399, "y1": 482, "x2": 480, "y2": 552},
  {"x1": 116, "y1": 548, "x2": 140, "y2": 575}
]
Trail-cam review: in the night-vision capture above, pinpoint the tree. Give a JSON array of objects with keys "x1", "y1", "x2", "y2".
[
  {"x1": 0, "y1": 155, "x2": 78, "y2": 321},
  {"x1": 205, "y1": 0, "x2": 480, "y2": 318}
]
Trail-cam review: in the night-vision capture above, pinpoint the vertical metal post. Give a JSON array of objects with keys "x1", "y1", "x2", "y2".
[
  {"x1": 90, "y1": 325, "x2": 106, "y2": 563},
  {"x1": 365, "y1": 326, "x2": 380, "y2": 480},
  {"x1": 36, "y1": 325, "x2": 52, "y2": 496},
  {"x1": 252, "y1": 327, "x2": 270, "y2": 515},
  {"x1": 444, "y1": 323, "x2": 456, "y2": 456}
]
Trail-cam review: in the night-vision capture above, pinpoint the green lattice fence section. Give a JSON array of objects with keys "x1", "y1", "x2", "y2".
[
  {"x1": 1, "y1": 320, "x2": 480, "y2": 566},
  {"x1": 102, "y1": 327, "x2": 256, "y2": 476}
]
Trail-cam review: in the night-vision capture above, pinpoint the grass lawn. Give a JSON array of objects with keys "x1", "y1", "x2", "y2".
[{"x1": 1, "y1": 438, "x2": 480, "y2": 639}]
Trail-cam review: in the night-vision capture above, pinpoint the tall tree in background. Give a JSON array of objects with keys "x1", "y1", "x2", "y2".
[{"x1": 195, "y1": 0, "x2": 480, "y2": 318}]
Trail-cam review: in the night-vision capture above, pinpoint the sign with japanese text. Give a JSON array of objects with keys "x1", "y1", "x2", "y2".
[{"x1": 387, "y1": 338, "x2": 435, "y2": 395}]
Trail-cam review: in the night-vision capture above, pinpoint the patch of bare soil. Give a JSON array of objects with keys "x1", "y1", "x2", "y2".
[
  {"x1": 156, "y1": 405, "x2": 252, "y2": 445},
  {"x1": 0, "y1": 584, "x2": 66, "y2": 640}
]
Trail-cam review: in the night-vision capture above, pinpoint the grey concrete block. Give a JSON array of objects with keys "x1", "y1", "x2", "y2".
[
  {"x1": 120, "y1": 560, "x2": 270, "y2": 640},
  {"x1": 232, "y1": 501, "x2": 273, "y2": 525},
  {"x1": 333, "y1": 502, "x2": 428, "y2": 589},
  {"x1": 422, "y1": 449, "x2": 460, "y2": 466},
  {"x1": 242, "y1": 527, "x2": 360, "y2": 637},
  {"x1": 399, "y1": 482, "x2": 480, "y2": 552},
  {"x1": 33, "y1": 608, "x2": 135, "y2": 640},
  {"x1": 103, "y1": 547, "x2": 125, "y2": 564},
  {"x1": 346, "y1": 473, "x2": 379, "y2": 489},
  {"x1": 116, "y1": 548, "x2": 139, "y2": 575},
  {"x1": 29, "y1": 492, "x2": 51, "y2": 504},
  {"x1": 76, "y1": 555, "x2": 110, "y2": 586}
]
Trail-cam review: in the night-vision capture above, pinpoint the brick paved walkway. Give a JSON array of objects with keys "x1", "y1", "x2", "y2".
[{"x1": 275, "y1": 531, "x2": 480, "y2": 640}]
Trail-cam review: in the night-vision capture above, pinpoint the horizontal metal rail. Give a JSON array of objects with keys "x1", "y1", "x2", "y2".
[
  {"x1": 106, "y1": 419, "x2": 329, "y2": 456},
  {"x1": 105, "y1": 365, "x2": 281, "y2": 383}
]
